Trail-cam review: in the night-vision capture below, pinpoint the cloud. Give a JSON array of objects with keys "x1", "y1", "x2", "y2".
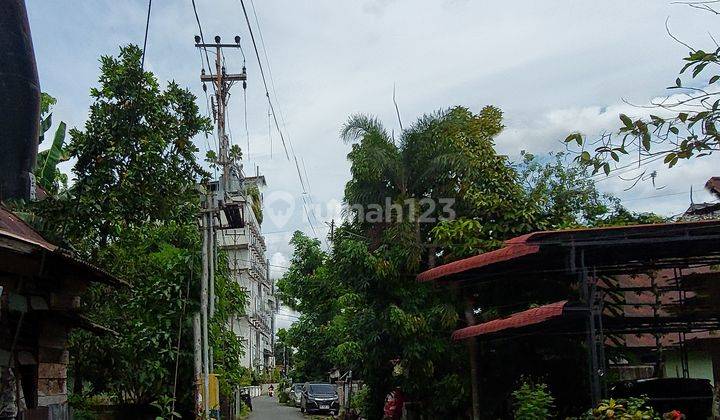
[
  {"x1": 26, "y1": 0, "x2": 720, "y2": 319},
  {"x1": 497, "y1": 92, "x2": 720, "y2": 217}
]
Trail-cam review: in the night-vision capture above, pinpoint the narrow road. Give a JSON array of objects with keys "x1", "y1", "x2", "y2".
[
  {"x1": 248, "y1": 396, "x2": 334, "y2": 419},
  {"x1": 248, "y1": 396, "x2": 303, "y2": 419}
]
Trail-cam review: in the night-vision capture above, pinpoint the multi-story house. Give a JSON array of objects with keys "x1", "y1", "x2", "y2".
[{"x1": 216, "y1": 172, "x2": 277, "y2": 373}]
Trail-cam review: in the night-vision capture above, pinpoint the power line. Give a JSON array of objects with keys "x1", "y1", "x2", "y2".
[
  {"x1": 141, "y1": 0, "x2": 153, "y2": 70},
  {"x1": 190, "y1": 0, "x2": 216, "y2": 95},
  {"x1": 276, "y1": 313, "x2": 301, "y2": 319},
  {"x1": 236, "y1": 0, "x2": 322, "y2": 240},
  {"x1": 248, "y1": 0, "x2": 292, "y2": 155},
  {"x1": 244, "y1": 83, "x2": 250, "y2": 161},
  {"x1": 237, "y1": 0, "x2": 289, "y2": 159},
  {"x1": 619, "y1": 187, "x2": 706, "y2": 203}
]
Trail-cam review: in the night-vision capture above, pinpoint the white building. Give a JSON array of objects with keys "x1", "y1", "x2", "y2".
[{"x1": 216, "y1": 172, "x2": 276, "y2": 373}]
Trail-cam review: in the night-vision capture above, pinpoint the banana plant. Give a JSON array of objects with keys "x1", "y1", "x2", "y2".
[
  {"x1": 9, "y1": 94, "x2": 70, "y2": 231},
  {"x1": 35, "y1": 93, "x2": 69, "y2": 193}
]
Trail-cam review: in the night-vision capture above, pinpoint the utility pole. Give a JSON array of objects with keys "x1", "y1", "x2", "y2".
[
  {"x1": 195, "y1": 35, "x2": 247, "y2": 195},
  {"x1": 195, "y1": 35, "x2": 247, "y2": 419},
  {"x1": 200, "y1": 202, "x2": 210, "y2": 418},
  {"x1": 326, "y1": 219, "x2": 335, "y2": 242},
  {"x1": 192, "y1": 312, "x2": 202, "y2": 415}
]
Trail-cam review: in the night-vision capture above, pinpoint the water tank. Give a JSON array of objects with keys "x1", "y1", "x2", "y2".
[{"x1": 0, "y1": 0, "x2": 40, "y2": 201}]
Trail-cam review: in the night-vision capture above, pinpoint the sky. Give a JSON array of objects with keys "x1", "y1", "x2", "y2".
[{"x1": 26, "y1": 1, "x2": 720, "y2": 328}]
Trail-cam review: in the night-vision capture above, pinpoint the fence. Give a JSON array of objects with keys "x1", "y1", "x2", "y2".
[
  {"x1": 241, "y1": 385, "x2": 262, "y2": 398},
  {"x1": 335, "y1": 380, "x2": 363, "y2": 410}
]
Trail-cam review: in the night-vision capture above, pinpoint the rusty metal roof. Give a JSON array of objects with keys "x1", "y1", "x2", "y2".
[
  {"x1": 0, "y1": 205, "x2": 124, "y2": 286},
  {"x1": 451, "y1": 301, "x2": 571, "y2": 341},
  {"x1": 417, "y1": 243, "x2": 539, "y2": 282},
  {"x1": 417, "y1": 220, "x2": 720, "y2": 284},
  {"x1": 0, "y1": 205, "x2": 56, "y2": 251}
]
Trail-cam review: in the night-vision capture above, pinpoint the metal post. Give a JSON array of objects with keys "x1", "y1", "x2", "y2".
[
  {"x1": 346, "y1": 370, "x2": 353, "y2": 411},
  {"x1": 464, "y1": 303, "x2": 481, "y2": 420},
  {"x1": 580, "y1": 249, "x2": 601, "y2": 406}
]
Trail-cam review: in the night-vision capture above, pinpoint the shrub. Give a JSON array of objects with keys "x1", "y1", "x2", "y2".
[
  {"x1": 237, "y1": 401, "x2": 251, "y2": 419},
  {"x1": 350, "y1": 386, "x2": 370, "y2": 419},
  {"x1": 512, "y1": 379, "x2": 555, "y2": 419},
  {"x1": 583, "y1": 397, "x2": 659, "y2": 420},
  {"x1": 278, "y1": 388, "x2": 291, "y2": 405}
]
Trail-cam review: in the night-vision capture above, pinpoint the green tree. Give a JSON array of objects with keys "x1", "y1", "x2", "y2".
[
  {"x1": 31, "y1": 45, "x2": 246, "y2": 413},
  {"x1": 281, "y1": 107, "x2": 523, "y2": 418},
  {"x1": 280, "y1": 106, "x2": 660, "y2": 419},
  {"x1": 41, "y1": 45, "x2": 210, "y2": 252},
  {"x1": 517, "y1": 151, "x2": 664, "y2": 228},
  {"x1": 274, "y1": 328, "x2": 295, "y2": 377}
]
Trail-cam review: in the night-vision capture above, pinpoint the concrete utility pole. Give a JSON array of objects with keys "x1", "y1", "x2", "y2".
[
  {"x1": 201, "y1": 205, "x2": 211, "y2": 418},
  {"x1": 192, "y1": 313, "x2": 202, "y2": 413},
  {"x1": 194, "y1": 35, "x2": 247, "y2": 419},
  {"x1": 196, "y1": 35, "x2": 247, "y2": 195}
]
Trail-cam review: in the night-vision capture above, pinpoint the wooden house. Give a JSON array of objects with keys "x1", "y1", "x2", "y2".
[{"x1": 0, "y1": 206, "x2": 121, "y2": 419}]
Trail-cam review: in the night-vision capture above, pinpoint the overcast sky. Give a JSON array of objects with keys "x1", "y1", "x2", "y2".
[{"x1": 26, "y1": 1, "x2": 720, "y2": 327}]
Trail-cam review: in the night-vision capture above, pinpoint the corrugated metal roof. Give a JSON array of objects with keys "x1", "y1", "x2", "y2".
[
  {"x1": 504, "y1": 220, "x2": 717, "y2": 245},
  {"x1": 451, "y1": 300, "x2": 569, "y2": 341},
  {"x1": 417, "y1": 220, "x2": 720, "y2": 283},
  {"x1": 0, "y1": 205, "x2": 56, "y2": 251},
  {"x1": 417, "y1": 243, "x2": 540, "y2": 282},
  {"x1": 0, "y1": 205, "x2": 125, "y2": 287}
]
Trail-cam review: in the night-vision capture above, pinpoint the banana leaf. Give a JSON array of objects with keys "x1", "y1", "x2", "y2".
[{"x1": 37, "y1": 121, "x2": 67, "y2": 190}]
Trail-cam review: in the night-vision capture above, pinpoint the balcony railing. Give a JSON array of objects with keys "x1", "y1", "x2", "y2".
[
  {"x1": 250, "y1": 312, "x2": 272, "y2": 337},
  {"x1": 248, "y1": 221, "x2": 266, "y2": 251}
]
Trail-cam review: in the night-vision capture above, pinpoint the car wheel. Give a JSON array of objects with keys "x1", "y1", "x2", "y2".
[{"x1": 300, "y1": 405, "x2": 305, "y2": 413}]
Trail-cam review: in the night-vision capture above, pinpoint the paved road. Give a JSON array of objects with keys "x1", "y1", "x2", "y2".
[
  {"x1": 249, "y1": 396, "x2": 302, "y2": 419},
  {"x1": 249, "y1": 396, "x2": 333, "y2": 420}
]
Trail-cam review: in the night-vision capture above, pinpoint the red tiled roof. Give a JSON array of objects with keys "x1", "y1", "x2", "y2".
[
  {"x1": 0, "y1": 205, "x2": 56, "y2": 251},
  {"x1": 451, "y1": 300, "x2": 569, "y2": 341},
  {"x1": 417, "y1": 243, "x2": 540, "y2": 282}
]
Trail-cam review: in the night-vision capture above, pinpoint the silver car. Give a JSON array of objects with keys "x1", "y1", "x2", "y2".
[{"x1": 291, "y1": 383, "x2": 303, "y2": 407}]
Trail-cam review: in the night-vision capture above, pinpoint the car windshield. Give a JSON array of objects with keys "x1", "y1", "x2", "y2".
[{"x1": 308, "y1": 384, "x2": 335, "y2": 394}]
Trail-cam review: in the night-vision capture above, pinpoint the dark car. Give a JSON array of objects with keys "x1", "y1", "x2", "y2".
[
  {"x1": 300, "y1": 382, "x2": 340, "y2": 415},
  {"x1": 609, "y1": 378, "x2": 713, "y2": 419}
]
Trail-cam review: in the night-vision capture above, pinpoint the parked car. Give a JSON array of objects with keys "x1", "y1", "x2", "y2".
[
  {"x1": 290, "y1": 383, "x2": 304, "y2": 407},
  {"x1": 609, "y1": 378, "x2": 713, "y2": 419},
  {"x1": 300, "y1": 382, "x2": 340, "y2": 415}
]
